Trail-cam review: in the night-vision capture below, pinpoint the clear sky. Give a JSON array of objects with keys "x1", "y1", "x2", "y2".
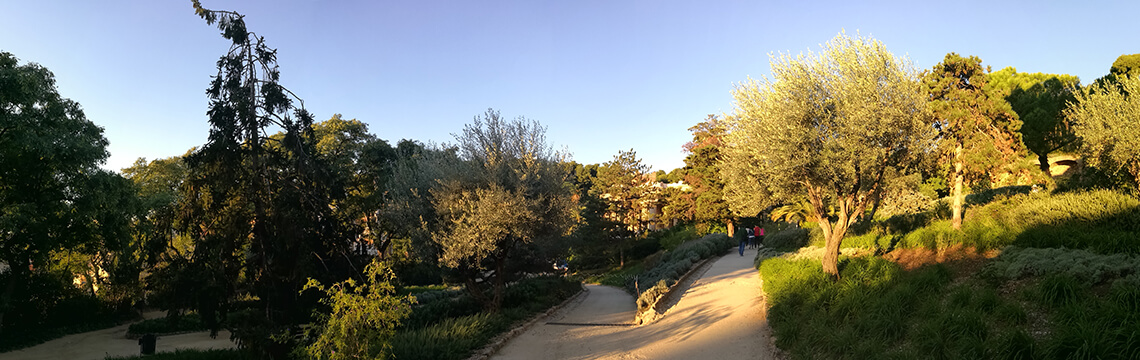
[{"x1": 3, "y1": 1, "x2": 1137, "y2": 173}]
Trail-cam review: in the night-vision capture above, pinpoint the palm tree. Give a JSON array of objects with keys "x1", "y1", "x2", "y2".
[{"x1": 769, "y1": 201, "x2": 818, "y2": 228}]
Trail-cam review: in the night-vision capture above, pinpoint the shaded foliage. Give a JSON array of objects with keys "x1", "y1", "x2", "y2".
[
  {"x1": 182, "y1": 4, "x2": 363, "y2": 356},
  {"x1": 0, "y1": 51, "x2": 134, "y2": 340},
  {"x1": 987, "y1": 67, "x2": 1081, "y2": 175}
]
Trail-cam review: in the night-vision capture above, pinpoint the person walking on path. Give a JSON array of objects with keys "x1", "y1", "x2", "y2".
[
  {"x1": 754, "y1": 225, "x2": 764, "y2": 248},
  {"x1": 742, "y1": 227, "x2": 753, "y2": 256}
]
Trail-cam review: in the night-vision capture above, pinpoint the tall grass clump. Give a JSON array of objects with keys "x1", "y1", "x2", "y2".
[
  {"x1": 390, "y1": 312, "x2": 514, "y2": 360},
  {"x1": 975, "y1": 247, "x2": 1140, "y2": 359}
]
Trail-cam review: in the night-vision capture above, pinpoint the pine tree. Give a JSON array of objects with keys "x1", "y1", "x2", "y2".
[{"x1": 924, "y1": 53, "x2": 1025, "y2": 230}]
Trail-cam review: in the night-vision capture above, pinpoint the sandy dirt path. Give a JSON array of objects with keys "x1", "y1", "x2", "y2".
[
  {"x1": 0, "y1": 312, "x2": 236, "y2": 360},
  {"x1": 492, "y1": 245, "x2": 774, "y2": 360}
]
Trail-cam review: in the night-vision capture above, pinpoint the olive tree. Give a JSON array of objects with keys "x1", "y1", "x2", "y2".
[
  {"x1": 1066, "y1": 74, "x2": 1140, "y2": 188},
  {"x1": 399, "y1": 109, "x2": 576, "y2": 311},
  {"x1": 721, "y1": 32, "x2": 934, "y2": 276}
]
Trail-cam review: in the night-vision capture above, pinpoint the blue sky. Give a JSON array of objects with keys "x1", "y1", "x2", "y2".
[{"x1": 3, "y1": 1, "x2": 1137, "y2": 172}]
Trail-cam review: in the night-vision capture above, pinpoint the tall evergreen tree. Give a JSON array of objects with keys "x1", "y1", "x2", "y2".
[
  {"x1": 924, "y1": 53, "x2": 1025, "y2": 230},
  {"x1": 683, "y1": 115, "x2": 732, "y2": 233},
  {"x1": 185, "y1": 3, "x2": 357, "y2": 355},
  {"x1": 596, "y1": 149, "x2": 655, "y2": 235},
  {"x1": 593, "y1": 149, "x2": 657, "y2": 267}
]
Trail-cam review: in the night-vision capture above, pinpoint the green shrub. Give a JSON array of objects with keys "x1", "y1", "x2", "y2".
[
  {"x1": 127, "y1": 313, "x2": 208, "y2": 335},
  {"x1": 763, "y1": 227, "x2": 809, "y2": 251},
  {"x1": 408, "y1": 287, "x2": 464, "y2": 304},
  {"x1": 296, "y1": 261, "x2": 411, "y2": 360},
  {"x1": 502, "y1": 276, "x2": 581, "y2": 311},
  {"x1": 402, "y1": 289, "x2": 486, "y2": 330},
  {"x1": 398, "y1": 284, "x2": 450, "y2": 296},
  {"x1": 399, "y1": 277, "x2": 575, "y2": 332},
  {"x1": 628, "y1": 235, "x2": 663, "y2": 261},
  {"x1": 650, "y1": 225, "x2": 700, "y2": 251}
]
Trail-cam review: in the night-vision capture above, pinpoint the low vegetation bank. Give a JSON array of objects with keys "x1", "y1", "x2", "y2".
[{"x1": 756, "y1": 189, "x2": 1140, "y2": 359}]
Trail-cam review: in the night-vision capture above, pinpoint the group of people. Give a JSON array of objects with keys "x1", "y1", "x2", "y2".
[{"x1": 740, "y1": 225, "x2": 765, "y2": 256}]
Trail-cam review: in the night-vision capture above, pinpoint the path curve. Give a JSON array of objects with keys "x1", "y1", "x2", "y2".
[{"x1": 492, "y1": 246, "x2": 774, "y2": 360}]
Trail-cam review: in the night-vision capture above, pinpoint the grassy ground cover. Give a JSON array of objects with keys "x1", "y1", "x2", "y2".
[
  {"x1": 769, "y1": 189, "x2": 1140, "y2": 255},
  {"x1": 390, "y1": 275, "x2": 581, "y2": 360},
  {"x1": 757, "y1": 189, "x2": 1140, "y2": 359}
]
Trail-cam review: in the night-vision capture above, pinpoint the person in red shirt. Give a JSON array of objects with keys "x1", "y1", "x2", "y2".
[{"x1": 754, "y1": 225, "x2": 764, "y2": 248}]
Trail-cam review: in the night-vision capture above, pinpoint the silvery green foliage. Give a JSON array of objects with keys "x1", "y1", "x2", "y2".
[
  {"x1": 393, "y1": 109, "x2": 576, "y2": 311},
  {"x1": 982, "y1": 246, "x2": 1140, "y2": 286},
  {"x1": 1067, "y1": 74, "x2": 1140, "y2": 187},
  {"x1": 721, "y1": 31, "x2": 934, "y2": 275}
]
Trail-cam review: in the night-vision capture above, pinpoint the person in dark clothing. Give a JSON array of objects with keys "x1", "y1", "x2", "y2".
[{"x1": 742, "y1": 227, "x2": 753, "y2": 256}]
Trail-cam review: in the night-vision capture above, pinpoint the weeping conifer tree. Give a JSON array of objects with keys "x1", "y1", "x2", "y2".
[{"x1": 181, "y1": 2, "x2": 359, "y2": 357}]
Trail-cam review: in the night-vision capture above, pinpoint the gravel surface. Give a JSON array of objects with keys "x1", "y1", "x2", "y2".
[{"x1": 492, "y1": 246, "x2": 775, "y2": 360}]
